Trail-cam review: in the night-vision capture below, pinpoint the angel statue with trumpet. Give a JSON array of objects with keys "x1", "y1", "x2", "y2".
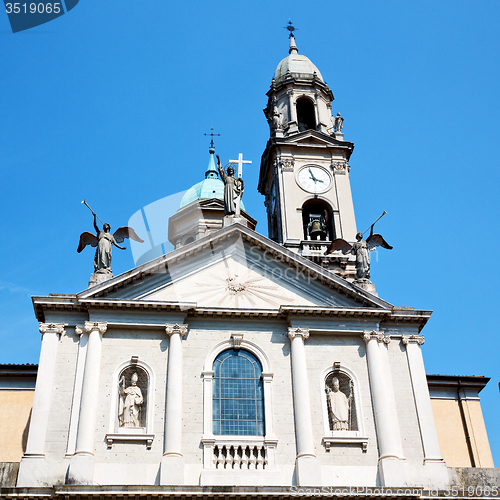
[
  {"x1": 325, "y1": 212, "x2": 392, "y2": 280},
  {"x1": 77, "y1": 200, "x2": 144, "y2": 276}
]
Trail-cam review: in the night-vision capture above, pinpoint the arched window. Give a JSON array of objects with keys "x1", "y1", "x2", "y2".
[
  {"x1": 302, "y1": 199, "x2": 335, "y2": 241},
  {"x1": 297, "y1": 97, "x2": 316, "y2": 132},
  {"x1": 212, "y1": 349, "x2": 264, "y2": 436}
]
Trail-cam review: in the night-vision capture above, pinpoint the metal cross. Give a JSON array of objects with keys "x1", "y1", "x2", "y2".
[
  {"x1": 284, "y1": 20, "x2": 297, "y2": 38},
  {"x1": 204, "y1": 127, "x2": 220, "y2": 148},
  {"x1": 229, "y1": 153, "x2": 252, "y2": 178}
]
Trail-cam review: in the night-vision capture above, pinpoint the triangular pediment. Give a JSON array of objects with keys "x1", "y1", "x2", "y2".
[
  {"x1": 276, "y1": 130, "x2": 352, "y2": 148},
  {"x1": 78, "y1": 225, "x2": 392, "y2": 311}
]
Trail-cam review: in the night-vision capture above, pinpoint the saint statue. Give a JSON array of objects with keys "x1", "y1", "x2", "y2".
[
  {"x1": 334, "y1": 112, "x2": 344, "y2": 133},
  {"x1": 272, "y1": 106, "x2": 283, "y2": 131},
  {"x1": 325, "y1": 225, "x2": 392, "y2": 280},
  {"x1": 327, "y1": 377, "x2": 349, "y2": 431},
  {"x1": 118, "y1": 372, "x2": 144, "y2": 428},
  {"x1": 77, "y1": 214, "x2": 144, "y2": 273},
  {"x1": 216, "y1": 155, "x2": 245, "y2": 217}
]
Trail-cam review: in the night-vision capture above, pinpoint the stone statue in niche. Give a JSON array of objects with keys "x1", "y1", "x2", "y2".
[
  {"x1": 118, "y1": 372, "x2": 143, "y2": 427},
  {"x1": 327, "y1": 377, "x2": 349, "y2": 431},
  {"x1": 216, "y1": 155, "x2": 245, "y2": 217}
]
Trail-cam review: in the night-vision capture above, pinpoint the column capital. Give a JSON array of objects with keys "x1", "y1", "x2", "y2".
[
  {"x1": 165, "y1": 323, "x2": 188, "y2": 337},
  {"x1": 39, "y1": 322, "x2": 66, "y2": 336},
  {"x1": 362, "y1": 330, "x2": 390, "y2": 344},
  {"x1": 81, "y1": 321, "x2": 107, "y2": 335},
  {"x1": 287, "y1": 327, "x2": 310, "y2": 340},
  {"x1": 402, "y1": 335, "x2": 425, "y2": 346}
]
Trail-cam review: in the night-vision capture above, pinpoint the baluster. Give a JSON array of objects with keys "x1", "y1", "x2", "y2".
[
  {"x1": 249, "y1": 446, "x2": 257, "y2": 469},
  {"x1": 241, "y1": 445, "x2": 249, "y2": 469},
  {"x1": 230, "y1": 446, "x2": 238, "y2": 469},
  {"x1": 215, "y1": 446, "x2": 223, "y2": 469},
  {"x1": 234, "y1": 445, "x2": 242, "y2": 469},
  {"x1": 263, "y1": 446, "x2": 269, "y2": 469},
  {"x1": 256, "y1": 445, "x2": 263, "y2": 470}
]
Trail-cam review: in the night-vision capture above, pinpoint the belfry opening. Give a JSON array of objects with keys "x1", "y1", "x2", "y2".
[
  {"x1": 297, "y1": 97, "x2": 316, "y2": 132},
  {"x1": 302, "y1": 199, "x2": 334, "y2": 241}
]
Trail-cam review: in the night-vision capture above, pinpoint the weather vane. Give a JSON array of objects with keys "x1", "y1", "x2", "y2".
[
  {"x1": 204, "y1": 127, "x2": 220, "y2": 149},
  {"x1": 284, "y1": 20, "x2": 297, "y2": 38}
]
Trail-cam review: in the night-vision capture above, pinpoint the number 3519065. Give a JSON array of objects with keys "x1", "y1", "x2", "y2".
[{"x1": 5, "y1": 3, "x2": 62, "y2": 14}]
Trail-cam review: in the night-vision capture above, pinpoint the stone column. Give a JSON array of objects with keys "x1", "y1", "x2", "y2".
[
  {"x1": 287, "y1": 90, "x2": 298, "y2": 133},
  {"x1": 17, "y1": 323, "x2": 65, "y2": 487},
  {"x1": 363, "y1": 331, "x2": 406, "y2": 486},
  {"x1": 287, "y1": 327, "x2": 321, "y2": 486},
  {"x1": 402, "y1": 335, "x2": 449, "y2": 487},
  {"x1": 67, "y1": 321, "x2": 107, "y2": 485},
  {"x1": 160, "y1": 323, "x2": 188, "y2": 485},
  {"x1": 313, "y1": 92, "x2": 324, "y2": 133}
]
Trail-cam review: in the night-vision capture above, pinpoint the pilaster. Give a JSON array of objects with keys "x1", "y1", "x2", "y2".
[
  {"x1": 287, "y1": 327, "x2": 321, "y2": 486},
  {"x1": 402, "y1": 335, "x2": 449, "y2": 488},
  {"x1": 17, "y1": 323, "x2": 65, "y2": 487},
  {"x1": 363, "y1": 330, "x2": 407, "y2": 486},
  {"x1": 160, "y1": 323, "x2": 188, "y2": 485},
  {"x1": 67, "y1": 321, "x2": 107, "y2": 485}
]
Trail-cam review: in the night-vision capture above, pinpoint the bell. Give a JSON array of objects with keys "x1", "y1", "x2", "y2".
[{"x1": 310, "y1": 220, "x2": 326, "y2": 240}]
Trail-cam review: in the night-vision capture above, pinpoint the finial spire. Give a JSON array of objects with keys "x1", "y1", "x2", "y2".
[
  {"x1": 204, "y1": 127, "x2": 221, "y2": 152},
  {"x1": 284, "y1": 20, "x2": 298, "y2": 54}
]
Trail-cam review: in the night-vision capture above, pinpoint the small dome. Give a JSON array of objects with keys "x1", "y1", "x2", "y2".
[
  {"x1": 180, "y1": 177, "x2": 225, "y2": 208},
  {"x1": 179, "y1": 148, "x2": 246, "y2": 211},
  {"x1": 274, "y1": 34, "x2": 323, "y2": 84}
]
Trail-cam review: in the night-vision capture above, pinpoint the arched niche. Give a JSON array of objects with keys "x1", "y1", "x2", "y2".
[
  {"x1": 302, "y1": 198, "x2": 335, "y2": 241},
  {"x1": 320, "y1": 364, "x2": 368, "y2": 452},
  {"x1": 105, "y1": 359, "x2": 155, "y2": 449}
]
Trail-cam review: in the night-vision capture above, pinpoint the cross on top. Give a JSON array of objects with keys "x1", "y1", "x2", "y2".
[
  {"x1": 229, "y1": 153, "x2": 252, "y2": 179},
  {"x1": 284, "y1": 20, "x2": 297, "y2": 38},
  {"x1": 204, "y1": 127, "x2": 220, "y2": 148}
]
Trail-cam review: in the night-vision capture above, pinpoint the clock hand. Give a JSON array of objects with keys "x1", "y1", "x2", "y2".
[{"x1": 308, "y1": 168, "x2": 319, "y2": 183}]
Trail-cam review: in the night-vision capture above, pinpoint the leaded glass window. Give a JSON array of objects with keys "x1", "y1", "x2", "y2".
[{"x1": 212, "y1": 349, "x2": 265, "y2": 436}]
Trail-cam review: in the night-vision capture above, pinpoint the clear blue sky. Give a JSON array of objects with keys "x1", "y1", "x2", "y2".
[{"x1": 1, "y1": 1, "x2": 499, "y2": 464}]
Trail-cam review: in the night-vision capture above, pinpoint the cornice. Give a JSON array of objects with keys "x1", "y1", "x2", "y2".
[
  {"x1": 0, "y1": 485, "x2": 424, "y2": 499},
  {"x1": 32, "y1": 300, "x2": 430, "y2": 329},
  {"x1": 426, "y1": 374, "x2": 491, "y2": 393}
]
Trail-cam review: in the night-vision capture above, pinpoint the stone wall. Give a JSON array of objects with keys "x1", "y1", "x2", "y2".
[{"x1": 0, "y1": 463, "x2": 19, "y2": 487}]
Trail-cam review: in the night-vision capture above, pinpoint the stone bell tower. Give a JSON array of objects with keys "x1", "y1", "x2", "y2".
[{"x1": 258, "y1": 32, "x2": 358, "y2": 279}]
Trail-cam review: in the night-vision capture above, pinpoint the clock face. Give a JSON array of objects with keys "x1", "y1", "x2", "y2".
[{"x1": 297, "y1": 166, "x2": 332, "y2": 194}]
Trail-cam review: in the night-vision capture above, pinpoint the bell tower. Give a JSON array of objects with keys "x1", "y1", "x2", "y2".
[{"x1": 258, "y1": 32, "x2": 358, "y2": 279}]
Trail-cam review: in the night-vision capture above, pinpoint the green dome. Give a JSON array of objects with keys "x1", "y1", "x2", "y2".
[{"x1": 179, "y1": 147, "x2": 246, "y2": 210}]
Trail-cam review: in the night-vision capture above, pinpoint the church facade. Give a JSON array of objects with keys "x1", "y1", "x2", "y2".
[{"x1": 2, "y1": 33, "x2": 498, "y2": 495}]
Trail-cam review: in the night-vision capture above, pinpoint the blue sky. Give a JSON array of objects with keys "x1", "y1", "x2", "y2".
[{"x1": 1, "y1": 1, "x2": 499, "y2": 463}]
